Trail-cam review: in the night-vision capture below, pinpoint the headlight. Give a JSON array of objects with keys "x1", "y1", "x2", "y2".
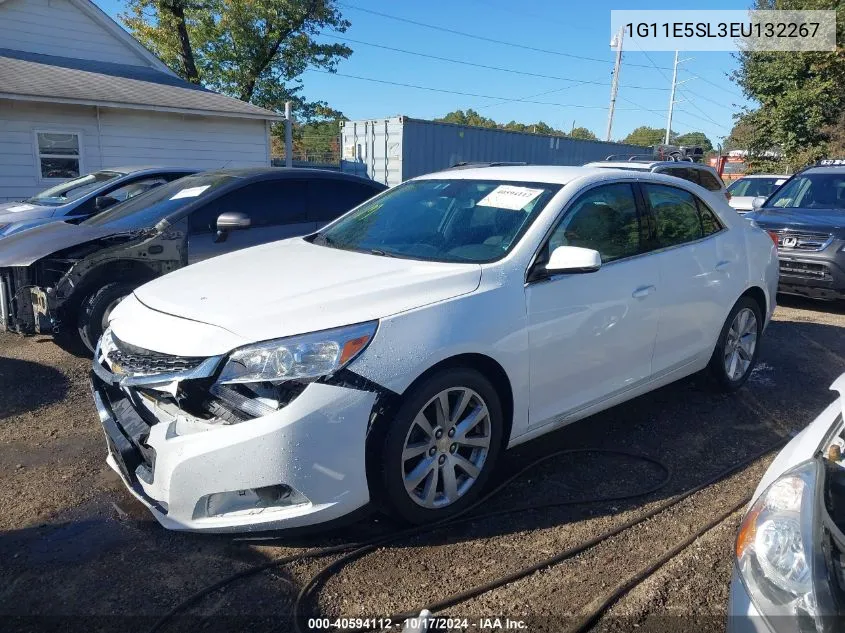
[
  {"x1": 215, "y1": 321, "x2": 377, "y2": 385},
  {"x1": 735, "y1": 460, "x2": 835, "y2": 632}
]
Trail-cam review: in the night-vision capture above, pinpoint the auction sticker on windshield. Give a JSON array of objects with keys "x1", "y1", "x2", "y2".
[
  {"x1": 477, "y1": 185, "x2": 544, "y2": 210},
  {"x1": 6, "y1": 204, "x2": 35, "y2": 212},
  {"x1": 170, "y1": 185, "x2": 211, "y2": 200}
]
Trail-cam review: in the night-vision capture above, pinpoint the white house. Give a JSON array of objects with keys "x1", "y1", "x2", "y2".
[{"x1": 0, "y1": 0, "x2": 283, "y2": 201}]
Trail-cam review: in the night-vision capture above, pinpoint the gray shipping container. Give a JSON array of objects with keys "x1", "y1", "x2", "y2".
[{"x1": 340, "y1": 116, "x2": 650, "y2": 187}]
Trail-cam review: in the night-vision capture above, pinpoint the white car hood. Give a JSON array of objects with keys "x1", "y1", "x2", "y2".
[{"x1": 129, "y1": 238, "x2": 482, "y2": 350}]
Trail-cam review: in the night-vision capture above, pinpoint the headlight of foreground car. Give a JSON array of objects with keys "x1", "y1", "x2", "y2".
[
  {"x1": 215, "y1": 321, "x2": 378, "y2": 385},
  {"x1": 736, "y1": 460, "x2": 836, "y2": 632}
]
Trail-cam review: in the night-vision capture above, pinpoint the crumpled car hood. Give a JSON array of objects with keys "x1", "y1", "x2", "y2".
[{"x1": 0, "y1": 221, "x2": 121, "y2": 266}]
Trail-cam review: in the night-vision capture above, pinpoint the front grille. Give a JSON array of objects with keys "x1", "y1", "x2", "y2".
[
  {"x1": 108, "y1": 333, "x2": 205, "y2": 376},
  {"x1": 779, "y1": 260, "x2": 832, "y2": 280},
  {"x1": 774, "y1": 230, "x2": 833, "y2": 251}
]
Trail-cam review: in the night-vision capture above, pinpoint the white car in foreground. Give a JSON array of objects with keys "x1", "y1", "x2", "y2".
[
  {"x1": 90, "y1": 166, "x2": 778, "y2": 532},
  {"x1": 729, "y1": 374, "x2": 845, "y2": 633}
]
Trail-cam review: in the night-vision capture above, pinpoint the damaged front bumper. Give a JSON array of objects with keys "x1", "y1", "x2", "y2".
[
  {"x1": 0, "y1": 267, "x2": 60, "y2": 335},
  {"x1": 90, "y1": 336, "x2": 376, "y2": 533}
]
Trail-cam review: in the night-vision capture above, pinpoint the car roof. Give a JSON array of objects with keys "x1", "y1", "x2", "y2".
[
  {"x1": 584, "y1": 160, "x2": 717, "y2": 171},
  {"x1": 193, "y1": 167, "x2": 385, "y2": 186},
  {"x1": 101, "y1": 166, "x2": 199, "y2": 175},
  {"x1": 736, "y1": 174, "x2": 785, "y2": 179},
  {"x1": 416, "y1": 164, "x2": 720, "y2": 187},
  {"x1": 800, "y1": 166, "x2": 845, "y2": 176}
]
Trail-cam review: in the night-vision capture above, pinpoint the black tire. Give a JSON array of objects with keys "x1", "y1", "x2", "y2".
[
  {"x1": 707, "y1": 296, "x2": 763, "y2": 392},
  {"x1": 77, "y1": 282, "x2": 136, "y2": 353},
  {"x1": 379, "y1": 367, "x2": 504, "y2": 524}
]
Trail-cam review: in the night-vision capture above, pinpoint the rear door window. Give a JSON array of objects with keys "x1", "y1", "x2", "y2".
[
  {"x1": 697, "y1": 169, "x2": 725, "y2": 192},
  {"x1": 643, "y1": 184, "x2": 704, "y2": 247}
]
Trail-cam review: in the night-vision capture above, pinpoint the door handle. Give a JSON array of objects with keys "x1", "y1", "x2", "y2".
[
  {"x1": 632, "y1": 285, "x2": 656, "y2": 299},
  {"x1": 715, "y1": 260, "x2": 732, "y2": 271}
]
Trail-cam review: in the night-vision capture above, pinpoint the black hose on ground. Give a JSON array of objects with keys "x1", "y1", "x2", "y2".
[{"x1": 147, "y1": 441, "x2": 786, "y2": 633}]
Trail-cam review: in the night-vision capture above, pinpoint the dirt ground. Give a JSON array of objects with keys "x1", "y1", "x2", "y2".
[{"x1": 1, "y1": 295, "x2": 844, "y2": 633}]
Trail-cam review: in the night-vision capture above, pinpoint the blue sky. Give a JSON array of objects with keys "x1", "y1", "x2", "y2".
[{"x1": 94, "y1": 0, "x2": 751, "y2": 146}]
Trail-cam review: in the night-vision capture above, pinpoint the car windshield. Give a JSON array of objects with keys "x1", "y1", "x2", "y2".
[
  {"x1": 313, "y1": 178, "x2": 561, "y2": 263},
  {"x1": 82, "y1": 173, "x2": 235, "y2": 230},
  {"x1": 727, "y1": 177, "x2": 783, "y2": 198},
  {"x1": 26, "y1": 170, "x2": 123, "y2": 205},
  {"x1": 766, "y1": 172, "x2": 845, "y2": 210}
]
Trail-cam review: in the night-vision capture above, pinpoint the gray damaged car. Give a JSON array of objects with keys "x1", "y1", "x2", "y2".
[{"x1": 0, "y1": 168, "x2": 386, "y2": 351}]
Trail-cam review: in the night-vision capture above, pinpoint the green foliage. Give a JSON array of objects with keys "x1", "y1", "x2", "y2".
[
  {"x1": 675, "y1": 132, "x2": 713, "y2": 152},
  {"x1": 732, "y1": 0, "x2": 845, "y2": 170},
  {"x1": 434, "y1": 110, "x2": 599, "y2": 139},
  {"x1": 121, "y1": 0, "x2": 351, "y2": 118},
  {"x1": 622, "y1": 126, "x2": 676, "y2": 146},
  {"x1": 569, "y1": 126, "x2": 598, "y2": 140}
]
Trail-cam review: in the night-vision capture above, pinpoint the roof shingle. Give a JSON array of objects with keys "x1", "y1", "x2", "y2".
[{"x1": 0, "y1": 48, "x2": 283, "y2": 121}]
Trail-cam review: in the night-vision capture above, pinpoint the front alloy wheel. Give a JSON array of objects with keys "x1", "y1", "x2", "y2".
[
  {"x1": 380, "y1": 368, "x2": 504, "y2": 524},
  {"x1": 402, "y1": 387, "x2": 492, "y2": 509}
]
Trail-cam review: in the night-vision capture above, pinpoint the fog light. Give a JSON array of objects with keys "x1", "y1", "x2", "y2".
[{"x1": 195, "y1": 484, "x2": 309, "y2": 519}]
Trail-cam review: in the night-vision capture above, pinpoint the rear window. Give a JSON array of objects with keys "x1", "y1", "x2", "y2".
[
  {"x1": 82, "y1": 173, "x2": 235, "y2": 230},
  {"x1": 727, "y1": 177, "x2": 782, "y2": 198},
  {"x1": 697, "y1": 169, "x2": 725, "y2": 192}
]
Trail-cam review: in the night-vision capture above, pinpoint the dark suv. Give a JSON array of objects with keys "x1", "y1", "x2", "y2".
[
  {"x1": 746, "y1": 163, "x2": 845, "y2": 300},
  {"x1": 0, "y1": 168, "x2": 386, "y2": 350}
]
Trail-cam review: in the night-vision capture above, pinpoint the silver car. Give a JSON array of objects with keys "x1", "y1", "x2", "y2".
[{"x1": 0, "y1": 166, "x2": 197, "y2": 237}]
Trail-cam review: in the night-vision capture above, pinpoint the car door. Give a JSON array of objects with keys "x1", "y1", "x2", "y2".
[
  {"x1": 641, "y1": 182, "x2": 744, "y2": 376},
  {"x1": 186, "y1": 179, "x2": 315, "y2": 263},
  {"x1": 308, "y1": 178, "x2": 383, "y2": 229},
  {"x1": 525, "y1": 182, "x2": 661, "y2": 428}
]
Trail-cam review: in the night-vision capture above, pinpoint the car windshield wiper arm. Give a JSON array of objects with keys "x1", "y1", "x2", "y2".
[{"x1": 369, "y1": 248, "x2": 398, "y2": 258}]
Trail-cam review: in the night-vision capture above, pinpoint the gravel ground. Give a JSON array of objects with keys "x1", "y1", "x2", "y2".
[{"x1": 1, "y1": 295, "x2": 843, "y2": 633}]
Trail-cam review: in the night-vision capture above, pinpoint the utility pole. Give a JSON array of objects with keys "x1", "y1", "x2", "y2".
[
  {"x1": 605, "y1": 26, "x2": 624, "y2": 142},
  {"x1": 284, "y1": 101, "x2": 293, "y2": 168},
  {"x1": 664, "y1": 51, "x2": 679, "y2": 145}
]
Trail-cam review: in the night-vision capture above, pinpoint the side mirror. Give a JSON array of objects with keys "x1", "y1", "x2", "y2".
[
  {"x1": 94, "y1": 195, "x2": 118, "y2": 211},
  {"x1": 751, "y1": 196, "x2": 767, "y2": 210},
  {"x1": 545, "y1": 245, "x2": 602, "y2": 274},
  {"x1": 214, "y1": 212, "x2": 251, "y2": 243}
]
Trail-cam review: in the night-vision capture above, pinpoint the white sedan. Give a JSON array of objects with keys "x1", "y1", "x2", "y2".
[
  {"x1": 729, "y1": 373, "x2": 845, "y2": 633},
  {"x1": 90, "y1": 166, "x2": 779, "y2": 532}
]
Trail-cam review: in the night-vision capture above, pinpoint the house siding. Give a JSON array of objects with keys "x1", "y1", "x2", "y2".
[
  {"x1": 0, "y1": 0, "x2": 149, "y2": 66},
  {"x1": 0, "y1": 99, "x2": 271, "y2": 201}
]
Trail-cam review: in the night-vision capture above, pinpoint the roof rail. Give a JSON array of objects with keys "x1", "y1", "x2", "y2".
[{"x1": 448, "y1": 161, "x2": 528, "y2": 169}]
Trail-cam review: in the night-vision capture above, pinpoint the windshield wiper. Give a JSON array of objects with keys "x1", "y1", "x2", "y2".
[{"x1": 369, "y1": 248, "x2": 398, "y2": 258}]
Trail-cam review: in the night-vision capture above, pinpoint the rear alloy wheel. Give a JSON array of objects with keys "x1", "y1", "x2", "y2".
[
  {"x1": 77, "y1": 282, "x2": 136, "y2": 353},
  {"x1": 708, "y1": 297, "x2": 762, "y2": 391},
  {"x1": 380, "y1": 368, "x2": 504, "y2": 524}
]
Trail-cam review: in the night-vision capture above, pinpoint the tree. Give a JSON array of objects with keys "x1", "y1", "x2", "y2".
[
  {"x1": 623, "y1": 126, "x2": 675, "y2": 146},
  {"x1": 121, "y1": 0, "x2": 351, "y2": 118},
  {"x1": 569, "y1": 126, "x2": 598, "y2": 140},
  {"x1": 675, "y1": 132, "x2": 713, "y2": 152},
  {"x1": 435, "y1": 109, "x2": 498, "y2": 128},
  {"x1": 732, "y1": 0, "x2": 845, "y2": 170}
]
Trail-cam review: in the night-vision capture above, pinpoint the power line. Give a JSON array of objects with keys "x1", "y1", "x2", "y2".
[
  {"x1": 327, "y1": 35, "x2": 670, "y2": 91},
  {"x1": 683, "y1": 71, "x2": 745, "y2": 100},
  {"x1": 311, "y1": 70, "x2": 636, "y2": 110},
  {"x1": 338, "y1": 3, "x2": 673, "y2": 70},
  {"x1": 618, "y1": 95, "x2": 722, "y2": 134}
]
